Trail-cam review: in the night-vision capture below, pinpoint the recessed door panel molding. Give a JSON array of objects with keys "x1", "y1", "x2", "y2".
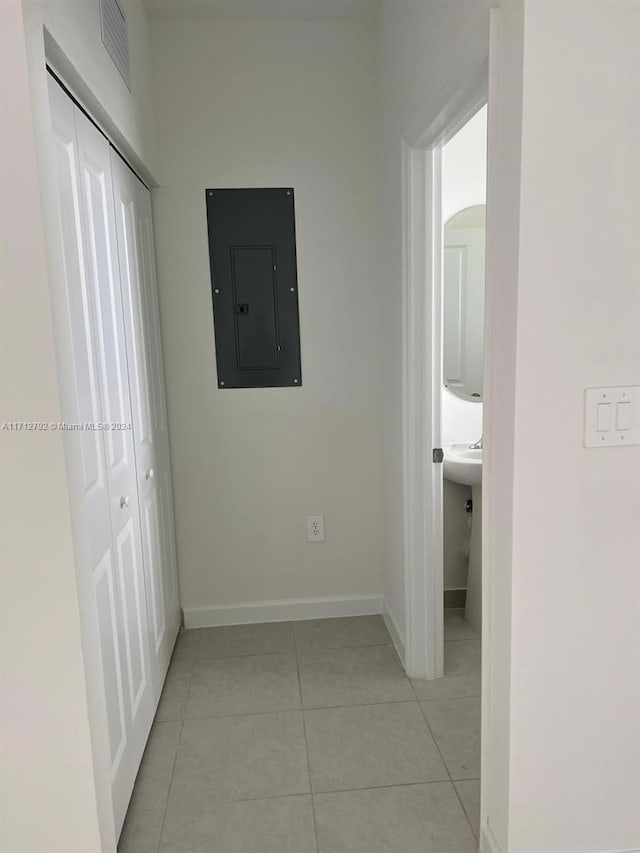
[
  {"x1": 161, "y1": 468, "x2": 179, "y2": 618},
  {"x1": 143, "y1": 489, "x2": 166, "y2": 653},
  {"x1": 93, "y1": 551, "x2": 127, "y2": 775},
  {"x1": 77, "y1": 149, "x2": 130, "y2": 475},
  {"x1": 49, "y1": 92, "x2": 107, "y2": 519},
  {"x1": 115, "y1": 518, "x2": 148, "y2": 718},
  {"x1": 206, "y1": 188, "x2": 302, "y2": 388},
  {"x1": 114, "y1": 194, "x2": 154, "y2": 451},
  {"x1": 139, "y1": 213, "x2": 168, "y2": 435}
]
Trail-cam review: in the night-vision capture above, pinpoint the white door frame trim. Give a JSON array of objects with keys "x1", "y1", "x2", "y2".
[
  {"x1": 401, "y1": 141, "x2": 444, "y2": 679},
  {"x1": 401, "y1": 62, "x2": 488, "y2": 679}
]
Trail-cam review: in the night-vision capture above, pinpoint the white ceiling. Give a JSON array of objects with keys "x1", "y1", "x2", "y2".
[{"x1": 145, "y1": 0, "x2": 379, "y2": 22}]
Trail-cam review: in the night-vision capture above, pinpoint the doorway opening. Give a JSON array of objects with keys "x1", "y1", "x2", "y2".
[
  {"x1": 401, "y1": 67, "x2": 488, "y2": 846},
  {"x1": 401, "y1": 67, "x2": 487, "y2": 682},
  {"x1": 441, "y1": 108, "x2": 487, "y2": 638}
]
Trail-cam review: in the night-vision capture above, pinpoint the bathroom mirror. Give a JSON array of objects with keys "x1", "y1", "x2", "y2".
[{"x1": 443, "y1": 204, "x2": 486, "y2": 401}]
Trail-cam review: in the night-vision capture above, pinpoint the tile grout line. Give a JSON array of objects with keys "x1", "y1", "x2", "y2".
[
  {"x1": 196, "y1": 649, "x2": 296, "y2": 661},
  {"x1": 145, "y1": 778, "x2": 471, "y2": 812},
  {"x1": 409, "y1": 675, "x2": 480, "y2": 845},
  {"x1": 444, "y1": 636, "x2": 482, "y2": 644},
  {"x1": 194, "y1": 642, "x2": 395, "y2": 663},
  {"x1": 295, "y1": 642, "x2": 393, "y2": 655},
  {"x1": 303, "y1": 695, "x2": 417, "y2": 711},
  {"x1": 198, "y1": 620, "x2": 295, "y2": 661},
  {"x1": 179, "y1": 696, "x2": 423, "y2": 725},
  {"x1": 155, "y1": 629, "x2": 201, "y2": 852},
  {"x1": 192, "y1": 643, "x2": 396, "y2": 663},
  {"x1": 154, "y1": 718, "x2": 183, "y2": 853},
  {"x1": 311, "y1": 778, "x2": 454, "y2": 797},
  {"x1": 294, "y1": 636, "x2": 321, "y2": 853},
  {"x1": 418, "y1": 693, "x2": 481, "y2": 703},
  {"x1": 450, "y1": 778, "x2": 481, "y2": 843},
  {"x1": 178, "y1": 628, "x2": 202, "y2": 720}
]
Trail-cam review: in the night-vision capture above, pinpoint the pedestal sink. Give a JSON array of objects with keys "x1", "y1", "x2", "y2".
[{"x1": 443, "y1": 444, "x2": 482, "y2": 631}]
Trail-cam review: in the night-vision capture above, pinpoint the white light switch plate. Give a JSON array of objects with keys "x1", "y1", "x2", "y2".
[{"x1": 584, "y1": 386, "x2": 640, "y2": 447}]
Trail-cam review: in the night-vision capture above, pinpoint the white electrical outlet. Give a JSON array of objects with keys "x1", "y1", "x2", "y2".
[{"x1": 306, "y1": 514, "x2": 325, "y2": 542}]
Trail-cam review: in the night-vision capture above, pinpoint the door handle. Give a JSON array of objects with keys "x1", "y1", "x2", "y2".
[
  {"x1": 145, "y1": 468, "x2": 154, "y2": 480},
  {"x1": 120, "y1": 495, "x2": 130, "y2": 509}
]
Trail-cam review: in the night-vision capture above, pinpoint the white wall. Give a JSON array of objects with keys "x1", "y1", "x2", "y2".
[
  {"x1": 517, "y1": 1, "x2": 638, "y2": 849},
  {"x1": 1, "y1": 7, "x2": 102, "y2": 853},
  {"x1": 484, "y1": 1, "x2": 640, "y2": 850},
  {"x1": 26, "y1": 0, "x2": 161, "y2": 179},
  {"x1": 442, "y1": 105, "x2": 487, "y2": 225},
  {"x1": 150, "y1": 20, "x2": 385, "y2": 618},
  {"x1": 376, "y1": 0, "x2": 494, "y2": 638},
  {"x1": 1, "y1": 2, "x2": 160, "y2": 851}
]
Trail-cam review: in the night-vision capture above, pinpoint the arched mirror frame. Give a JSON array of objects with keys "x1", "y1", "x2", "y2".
[{"x1": 443, "y1": 203, "x2": 486, "y2": 402}]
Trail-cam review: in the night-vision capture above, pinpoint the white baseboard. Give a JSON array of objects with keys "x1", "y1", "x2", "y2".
[
  {"x1": 382, "y1": 599, "x2": 406, "y2": 668},
  {"x1": 183, "y1": 594, "x2": 383, "y2": 629}
]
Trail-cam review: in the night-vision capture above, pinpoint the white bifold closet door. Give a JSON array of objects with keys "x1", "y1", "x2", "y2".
[{"x1": 48, "y1": 77, "x2": 179, "y2": 835}]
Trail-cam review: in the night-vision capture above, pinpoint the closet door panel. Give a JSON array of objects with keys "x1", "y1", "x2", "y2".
[
  {"x1": 72, "y1": 104, "x2": 156, "y2": 834},
  {"x1": 49, "y1": 81, "x2": 131, "y2": 797},
  {"x1": 111, "y1": 159, "x2": 167, "y2": 683},
  {"x1": 111, "y1": 155, "x2": 179, "y2": 691},
  {"x1": 75, "y1": 114, "x2": 152, "y2": 706}
]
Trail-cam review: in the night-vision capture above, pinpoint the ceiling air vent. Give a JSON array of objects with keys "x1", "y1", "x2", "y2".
[{"x1": 100, "y1": 0, "x2": 131, "y2": 90}]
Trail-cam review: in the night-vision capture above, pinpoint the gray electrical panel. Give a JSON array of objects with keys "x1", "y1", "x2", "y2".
[{"x1": 206, "y1": 188, "x2": 302, "y2": 389}]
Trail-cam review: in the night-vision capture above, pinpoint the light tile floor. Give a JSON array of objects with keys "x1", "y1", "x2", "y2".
[{"x1": 119, "y1": 611, "x2": 481, "y2": 853}]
